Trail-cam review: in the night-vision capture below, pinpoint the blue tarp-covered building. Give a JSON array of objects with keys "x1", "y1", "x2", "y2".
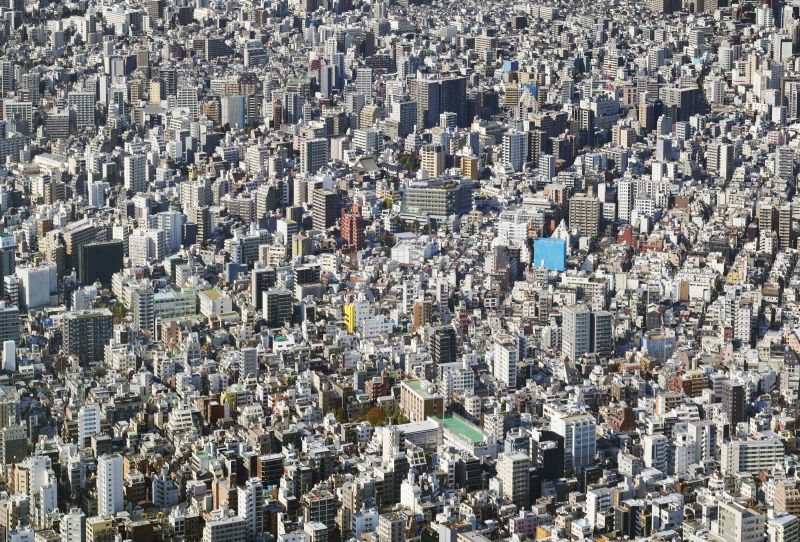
[{"x1": 533, "y1": 238, "x2": 567, "y2": 271}]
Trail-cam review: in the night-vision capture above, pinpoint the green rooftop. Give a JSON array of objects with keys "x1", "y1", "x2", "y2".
[{"x1": 431, "y1": 415, "x2": 486, "y2": 444}]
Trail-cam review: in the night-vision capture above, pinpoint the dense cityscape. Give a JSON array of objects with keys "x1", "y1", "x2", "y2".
[{"x1": 0, "y1": 0, "x2": 795, "y2": 541}]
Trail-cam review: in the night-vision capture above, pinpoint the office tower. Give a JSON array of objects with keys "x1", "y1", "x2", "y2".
[
  {"x1": 590, "y1": 311, "x2": 613, "y2": 358},
  {"x1": 300, "y1": 137, "x2": 329, "y2": 174},
  {"x1": 123, "y1": 154, "x2": 147, "y2": 193},
  {"x1": 722, "y1": 379, "x2": 745, "y2": 425},
  {"x1": 430, "y1": 325, "x2": 457, "y2": 365},
  {"x1": 377, "y1": 512, "x2": 405, "y2": 542},
  {"x1": 663, "y1": 86, "x2": 705, "y2": 122},
  {"x1": 355, "y1": 67, "x2": 373, "y2": 94},
  {"x1": 0, "y1": 234, "x2": 14, "y2": 298},
  {"x1": 409, "y1": 76, "x2": 467, "y2": 128},
  {"x1": 0, "y1": 303, "x2": 19, "y2": 346},
  {"x1": 341, "y1": 205, "x2": 365, "y2": 251},
  {"x1": 61, "y1": 508, "x2": 86, "y2": 542},
  {"x1": 68, "y1": 92, "x2": 96, "y2": 132},
  {"x1": 237, "y1": 479, "x2": 264, "y2": 542},
  {"x1": 176, "y1": 86, "x2": 200, "y2": 119},
  {"x1": 156, "y1": 210, "x2": 183, "y2": 254},
  {"x1": 79, "y1": 241, "x2": 124, "y2": 287},
  {"x1": 550, "y1": 410, "x2": 597, "y2": 470},
  {"x1": 497, "y1": 452, "x2": 530, "y2": 508},
  {"x1": 262, "y1": 288, "x2": 292, "y2": 327},
  {"x1": 251, "y1": 266, "x2": 276, "y2": 310},
  {"x1": 61, "y1": 308, "x2": 113, "y2": 364},
  {"x1": 493, "y1": 335, "x2": 518, "y2": 390},
  {"x1": 222, "y1": 95, "x2": 247, "y2": 130},
  {"x1": 503, "y1": 130, "x2": 527, "y2": 172},
  {"x1": 642, "y1": 434, "x2": 669, "y2": 472},
  {"x1": 562, "y1": 305, "x2": 590, "y2": 361},
  {"x1": 390, "y1": 100, "x2": 417, "y2": 138},
  {"x1": 420, "y1": 144, "x2": 445, "y2": 177},
  {"x1": 312, "y1": 189, "x2": 339, "y2": 231},
  {"x1": 97, "y1": 454, "x2": 123, "y2": 516},
  {"x1": 568, "y1": 195, "x2": 602, "y2": 237},
  {"x1": 78, "y1": 403, "x2": 101, "y2": 447}
]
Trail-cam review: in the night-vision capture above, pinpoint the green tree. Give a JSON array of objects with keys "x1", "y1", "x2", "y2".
[{"x1": 334, "y1": 408, "x2": 349, "y2": 423}]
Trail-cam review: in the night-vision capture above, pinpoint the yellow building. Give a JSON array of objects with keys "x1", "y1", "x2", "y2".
[{"x1": 344, "y1": 303, "x2": 356, "y2": 333}]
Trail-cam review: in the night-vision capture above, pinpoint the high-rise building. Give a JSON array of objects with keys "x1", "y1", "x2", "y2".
[
  {"x1": 202, "y1": 511, "x2": 247, "y2": 542},
  {"x1": 300, "y1": 138, "x2": 330, "y2": 174},
  {"x1": 503, "y1": 130, "x2": 527, "y2": 172},
  {"x1": 124, "y1": 154, "x2": 147, "y2": 193},
  {"x1": 131, "y1": 285, "x2": 155, "y2": 336},
  {"x1": 493, "y1": 335, "x2": 518, "y2": 390},
  {"x1": 341, "y1": 205, "x2": 365, "y2": 251},
  {"x1": 222, "y1": 95, "x2": 247, "y2": 130},
  {"x1": 68, "y1": 91, "x2": 96, "y2": 132},
  {"x1": 86, "y1": 516, "x2": 114, "y2": 542},
  {"x1": 716, "y1": 502, "x2": 765, "y2": 542},
  {"x1": 617, "y1": 178, "x2": 636, "y2": 222},
  {"x1": 236, "y1": 478, "x2": 264, "y2": 542},
  {"x1": 767, "y1": 513, "x2": 800, "y2": 542},
  {"x1": 78, "y1": 403, "x2": 101, "y2": 447},
  {"x1": 409, "y1": 76, "x2": 467, "y2": 128},
  {"x1": 779, "y1": 203, "x2": 792, "y2": 250},
  {"x1": 590, "y1": 311, "x2": 613, "y2": 358},
  {"x1": 420, "y1": 144, "x2": 445, "y2": 177},
  {"x1": 549, "y1": 410, "x2": 597, "y2": 470},
  {"x1": 0, "y1": 303, "x2": 19, "y2": 346},
  {"x1": 302, "y1": 488, "x2": 337, "y2": 530},
  {"x1": 642, "y1": 433, "x2": 669, "y2": 472},
  {"x1": 62, "y1": 308, "x2": 113, "y2": 364},
  {"x1": 568, "y1": 195, "x2": 602, "y2": 237},
  {"x1": 399, "y1": 379, "x2": 444, "y2": 422},
  {"x1": 0, "y1": 234, "x2": 14, "y2": 299},
  {"x1": 79, "y1": 241, "x2": 124, "y2": 287},
  {"x1": 562, "y1": 305, "x2": 590, "y2": 361},
  {"x1": 721, "y1": 436, "x2": 784, "y2": 475},
  {"x1": 312, "y1": 189, "x2": 339, "y2": 231},
  {"x1": 722, "y1": 379, "x2": 745, "y2": 425},
  {"x1": 97, "y1": 454, "x2": 123, "y2": 516},
  {"x1": 63, "y1": 219, "x2": 98, "y2": 273},
  {"x1": 377, "y1": 512, "x2": 406, "y2": 542},
  {"x1": 262, "y1": 288, "x2": 292, "y2": 327},
  {"x1": 497, "y1": 452, "x2": 530, "y2": 508},
  {"x1": 430, "y1": 325, "x2": 457, "y2": 365},
  {"x1": 251, "y1": 266, "x2": 276, "y2": 310},
  {"x1": 61, "y1": 508, "x2": 86, "y2": 542}
]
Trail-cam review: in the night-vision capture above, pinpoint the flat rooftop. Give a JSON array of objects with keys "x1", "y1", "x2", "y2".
[{"x1": 432, "y1": 415, "x2": 486, "y2": 444}]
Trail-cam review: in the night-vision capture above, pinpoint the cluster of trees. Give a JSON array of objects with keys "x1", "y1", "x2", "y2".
[{"x1": 334, "y1": 404, "x2": 409, "y2": 426}]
